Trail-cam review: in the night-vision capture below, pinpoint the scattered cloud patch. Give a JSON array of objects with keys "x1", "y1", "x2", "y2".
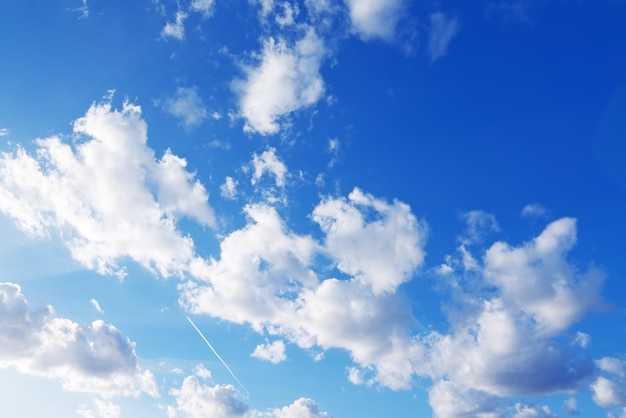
[
  {"x1": 221, "y1": 176, "x2": 239, "y2": 200},
  {"x1": 574, "y1": 331, "x2": 591, "y2": 348},
  {"x1": 522, "y1": 203, "x2": 548, "y2": 218},
  {"x1": 234, "y1": 27, "x2": 326, "y2": 135},
  {"x1": 428, "y1": 12, "x2": 459, "y2": 62},
  {"x1": 251, "y1": 147, "x2": 288, "y2": 187},
  {"x1": 0, "y1": 128, "x2": 8, "y2": 136},
  {"x1": 160, "y1": 87, "x2": 209, "y2": 130},
  {"x1": 563, "y1": 397, "x2": 579, "y2": 416},
  {"x1": 512, "y1": 404, "x2": 556, "y2": 418},
  {"x1": 251, "y1": 340, "x2": 287, "y2": 363},
  {"x1": 161, "y1": 11, "x2": 187, "y2": 40},
  {"x1": 190, "y1": 0, "x2": 215, "y2": 17},
  {"x1": 194, "y1": 363, "x2": 212, "y2": 379},
  {"x1": 90, "y1": 298, "x2": 104, "y2": 314},
  {"x1": 0, "y1": 282, "x2": 158, "y2": 397}
]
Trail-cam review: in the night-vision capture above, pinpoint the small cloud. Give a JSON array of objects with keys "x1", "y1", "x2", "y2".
[
  {"x1": 210, "y1": 111, "x2": 222, "y2": 120},
  {"x1": 563, "y1": 397, "x2": 579, "y2": 416},
  {"x1": 207, "y1": 139, "x2": 231, "y2": 150},
  {"x1": 574, "y1": 331, "x2": 591, "y2": 348},
  {"x1": 220, "y1": 176, "x2": 238, "y2": 200},
  {"x1": 347, "y1": 367, "x2": 365, "y2": 385},
  {"x1": 251, "y1": 340, "x2": 287, "y2": 364},
  {"x1": 194, "y1": 363, "x2": 212, "y2": 379},
  {"x1": 89, "y1": 298, "x2": 104, "y2": 314},
  {"x1": 171, "y1": 367, "x2": 184, "y2": 374},
  {"x1": 522, "y1": 203, "x2": 547, "y2": 218},
  {"x1": 251, "y1": 147, "x2": 288, "y2": 187},
  {"x1": 459, "y1": 210, "x2": 499, "y2": 245},
  {"x1": 190, "y1": 0, "x2": 215, "y2": 17},
  {"x1": 327, "y1": 138, "x2": 340, "y2": 167},
  {"x1": 428, "y1": 12, "x2": 459, "y2": 62},
  {"x1": 160, "y1": 86, "x2": 208, "y2": 130},
  {"x1": 161, "y1": 11, "x2": 187, "y2": 40},
  {"x1": 0, "y1": 128, "x2": 9, "y2": 136}
]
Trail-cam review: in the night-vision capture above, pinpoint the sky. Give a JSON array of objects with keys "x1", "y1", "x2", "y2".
[{"x1": 1, "y1": 0, "x2": 626, "y2": 417}]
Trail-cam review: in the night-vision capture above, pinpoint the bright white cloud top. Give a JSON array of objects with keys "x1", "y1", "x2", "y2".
[{"x1": 1, "y1": 1, "x2": 625, "y2": 417}]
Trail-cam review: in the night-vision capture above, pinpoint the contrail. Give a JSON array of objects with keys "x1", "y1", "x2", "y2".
[{"x1": 186, "y1": 316, "x2": 250, "y2": 399}]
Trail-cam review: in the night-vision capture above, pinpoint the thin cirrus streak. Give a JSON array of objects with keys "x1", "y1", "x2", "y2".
[{"x1": 186, "y1": 315, "x2": 250, "y2": 399}]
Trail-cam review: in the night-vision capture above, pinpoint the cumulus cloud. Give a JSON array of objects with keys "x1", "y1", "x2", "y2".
[
  {"x1": 167, "y1": 376, "x2": 248, "y2": 418},
  {"x1": 428, "y1": 380, "x2": 503, "y2": 418},
  {"x1": 428, "y1": 12, "x2": 459, "y2": 62},
  {"x1": 269, "y1": 397, "x2": 332, "y2": 418},
  {"x1": 160, "y1": 87, "x2": 209, "y2": 130},
  {"x1": 0, "y1": 97, "x2": 215, "y2": 278},
  {"x1": 234, "y1": 27, "x2": 326, "y2": 135},
  {"x1": 161, "y1": 10, "x2": 187, "y2": 40},
  {"x1": 426, "y1": 217, "x2": 602, "y2": 412},
  {"x1": 194, "y1": 363, "x2": 212, "y2": 379},
  {"x1": 0, "y1": 282, "x2": 158, "y2": 397},
  {"x1": 251, "y1": 147, "x2": 288, "y2": 187},
  {"x1": 180, "y1": 188, "x2": 427, "y2": 390},
  {"x1": 168, "y1": 376, "x2": 332, "y2": 418},
  {"x1": 251, "y1": 340, "x2": 287, "y2": 363},
  {"x1": 344, "y1": 0, "x2": 405, "y2": 41}
]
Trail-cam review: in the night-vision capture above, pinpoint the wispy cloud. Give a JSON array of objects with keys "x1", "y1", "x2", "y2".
[
  {"x1": 428, "y1": 12, "x2": 459, "y2": 62},
  {"x1": 160, "y1": 86, "x2": 209, "y2": 130}
]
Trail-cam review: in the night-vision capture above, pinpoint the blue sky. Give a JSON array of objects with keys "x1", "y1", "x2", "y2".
[{"x1": 1, "y1": 0, "x2": 626, "y2": 417}]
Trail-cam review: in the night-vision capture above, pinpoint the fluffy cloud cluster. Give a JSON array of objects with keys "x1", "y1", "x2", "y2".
[
  {"x1": 181, "y1": 187, "x2": 427, "y2": 389},
  {"x1": 427, "y1": 217, "x2": 605, "y2": 416},
  {"x1": 234, "y1": 27, "x2": 326, "y2": 135},
  {"x1": 0, "y1": 282, "x2": 157, "y2": 397},
  {"x1": 167, "y1": 375, "x2": 331, "y2": 418},
  {"x1": 0, "y1": 98, "x2": 214, "y2": 278}
]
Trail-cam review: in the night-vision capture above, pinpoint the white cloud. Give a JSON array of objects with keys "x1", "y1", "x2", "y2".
[
  {"x1": 168, "y1": 376, "x2": 332, "y2": 418},
  {"x1": 563, "y1": 397, "x2": 579, "y2": 416},
  {"x1": 599, "y1": 358, "x2": 626, "y2": 377},
  {"x1": 459, "y1": 210, "x2": 500, "y2": 245},
  {"x1": 312, "y1": 188, "x2": 427, "y2": 295},
  {"x1": 276, "y1": 2, "x2": 299, "y2": 26},
  {"x1": 194, "y1": 363, "x2": 212, "y2": 379},
  {"x1": 221, "y1": 176, "x2": 238, "y2": 200},
  {"x1": 94, "y1": 399, "x2": 121, "y2": 418},
  {"x1": 161, "y1": 11, "x2": 187, "y2": 40},
  {"x1": 0, "y1": 98, "x2": 215, "y2": 278},
  {"x1": 428, "y1": 12, "x2": 459, "y2": 62},
  {"x1": 592, "y1": 376, "x2": 626, "y2": 407},
  {"x1": 167, "y1": 376, "x2": 248, "y2": 418},
  {"x1": 522, "y1": 203, "x2": 547, "y2": 218},
  {"x1": 251, "y1": 340, "x2": 287, "y2": 364},
  {"x1": 344, "y1": 0, "x2": 405, "y2": 41},
  {"x1": 251, "y1": 147, "x2": 288, "y2": 187},
  {"x1": 0, "y1": 128, "x2": 9, "y2": 136},
  {"x1": 90, "y1": 298, "x2": 104, "y2": 314},
  {"x1": 0, "y1": 282, "x2": 158, "y2": 398},
  {"x1": 512, "y1": 404, "x2": 556, "y2": 418},
  {"x1": 180, "y1": 188, "x2": 427, "y2": 390},
  {"x1": 574, "y1": 331, "x2": 591, "y2": 348},
  {"x1": 161, "y1": 87, "x2": 209, "y2": 130},
  {"x1": 234, "y1": 27, "x2": 326, "y2": 135},
  {"x1": 190, "y1": 0, "x2": 215, "y2": 17},
  {"x1": 270, "y1": 397, "x2": 332, "y2": 418},
  {"x1": 428, "y1": 380, "x2": 504, "y2": 418},
  {"x1": 427, "y1": 218, "x2": 602, "y2": 405}
]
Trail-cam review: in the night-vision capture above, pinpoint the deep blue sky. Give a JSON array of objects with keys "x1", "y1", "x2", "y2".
[{"x1": 1, "y1": 1, "x2": 626, "y2": 417}]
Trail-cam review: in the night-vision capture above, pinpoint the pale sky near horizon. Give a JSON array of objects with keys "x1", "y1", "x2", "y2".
[{"x1": 1, "y1": 1, "x2": 626, "y2": 417}]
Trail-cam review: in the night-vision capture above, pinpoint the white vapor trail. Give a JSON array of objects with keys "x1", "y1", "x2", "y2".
[{"x1": 186, "y1": 316, "x2": 250, "y2": 399}]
